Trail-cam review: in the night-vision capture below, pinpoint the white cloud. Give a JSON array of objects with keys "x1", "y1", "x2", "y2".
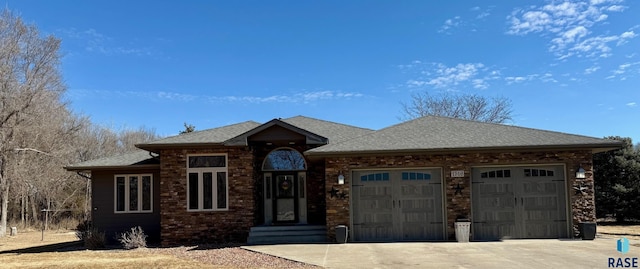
[
  {"x1": 607, "y1": 61, "x2": 640, "y2": 80},
  {"x1": 403, "y1": 62, "x2": 500, "y2": 90},
  {"x1": 584, "y1": 66, "x2": 600, "y2": 74},
  {"x1": 504, "y1": 73, "x2": 557, "y2": 84},
  {"x1": 438, "y1": 16, "x2": 462, "y2": 34},
  {"x1": 627, "y1": 102, "x2": 637, "y2": 107},
  {"x1": 210, "y1": 90, "x2": 365, "y2": 104},
  {"x1": 58, "y1": 28, "x2": 154, "y2": 56},
  {"x1": 70, "y1": 89, "x2": 364, "y2": 104},
  {"x1": 507, "y1": 0, "x2": 633, "y2": 59}
]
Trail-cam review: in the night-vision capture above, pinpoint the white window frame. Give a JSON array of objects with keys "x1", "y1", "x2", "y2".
[
  {"x1": 114, "y1": 174, "x2": 153, "y2": 213},
  {"x1": 186, "y1": 154, "x2": 229, "y2": 212}
]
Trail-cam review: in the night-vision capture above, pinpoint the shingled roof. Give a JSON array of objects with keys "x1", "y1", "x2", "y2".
[
  {"x1": 136, "y1": 121, "x2": 261, "y2": 151},
  {"x1": 65, "y1": 150, "x2": 159, "y2": 171},
  {"x1": 280, "y1": 116, "x2": 373, "y2": 144},
  {"x1": 305, "y1": 116, "x2": 622, "y2": 155},
  {"x1": 65, "y1": 115, "x2": 621, "y2": 170}
]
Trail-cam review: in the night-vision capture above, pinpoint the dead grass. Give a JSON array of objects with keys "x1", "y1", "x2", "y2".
[
  {"x1": 6, "y1": 225, "x2": 637, "y2": 268},
  {"x1": 0, "y1": 250, "x2": 213, "y2": 269},
  {"x1": 0, "y1": 229, "x2": 315, "y2": 268},
  {"x1": 0, "y1": 230, "x2": 213, "y2": 268},
  {"x1": 597, "y1": 223, "x2": 640, "y2": 240}
]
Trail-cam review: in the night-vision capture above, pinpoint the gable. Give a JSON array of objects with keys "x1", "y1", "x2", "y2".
[{"x1": 224, "y1": 119, "x2": 328, "y2": 146}]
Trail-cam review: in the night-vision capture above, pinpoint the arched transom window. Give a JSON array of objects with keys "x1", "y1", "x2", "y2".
[{"x1": 262, "y1": 148, "x2": 307, "y2": 171}]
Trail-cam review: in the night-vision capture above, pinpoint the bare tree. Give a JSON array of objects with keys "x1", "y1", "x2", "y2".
[
  {"x1": 0, "y1": 9, "x2": 71, "y2": 236},
  {"x1": 400, "y1": 92, "x2": 513, "y2": 123}
]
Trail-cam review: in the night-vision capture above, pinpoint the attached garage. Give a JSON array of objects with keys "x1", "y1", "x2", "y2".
[
  {"x1": 351, "y1": 168, "x2": 445, "y2": 242},
  {"x1": 472, "y1": 165, "x2": 569, "y2": 240}
]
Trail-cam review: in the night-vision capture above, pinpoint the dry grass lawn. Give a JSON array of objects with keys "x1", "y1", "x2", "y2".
[
  {"x1": 597, "y1": 223, "x2": 640, "y2": 240},
  {"x1": 0, "y1": 230, "x2": 220, "y2": 268},
  {"x1": 0, "y1": 229, "x2": 314, "y2": 269},
  {"x1": 1, "y1": 224, "x2": 639, "y2": 268}
]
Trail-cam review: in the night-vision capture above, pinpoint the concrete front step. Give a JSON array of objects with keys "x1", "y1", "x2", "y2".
[{"x1": 247, "y1": 225, "x2": 328, "y2": 245}]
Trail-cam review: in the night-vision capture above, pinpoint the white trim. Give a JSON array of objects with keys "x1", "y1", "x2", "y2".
[
  {"x1": 113, "y1": 174, "x2": 153, "y2": 214},
  {"x1": 186, "y1": 153, "x2": 229, "y2": 212}
]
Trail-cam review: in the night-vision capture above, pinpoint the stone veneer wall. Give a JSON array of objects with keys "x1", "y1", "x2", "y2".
[
  {"x1": 159, "y1": 147, "x2": 254, "y2": 246},
  {"x1": 325, "y1": 150, "x2": 595, "y2": 241}
]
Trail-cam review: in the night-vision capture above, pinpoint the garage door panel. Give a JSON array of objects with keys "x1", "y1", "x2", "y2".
[
  {"x1": 353, "y1": 169, "x2": 444, "y2": 242},
  {"x1": 475, "y1": 222, "x2": 517, "y2": 240},
  {"x1": 472, "y1": 166, "x2": 568, "y2": 240}
]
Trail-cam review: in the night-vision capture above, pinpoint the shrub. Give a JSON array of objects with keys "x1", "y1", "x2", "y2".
[
  {"x1": 119, "y1": 226, "x2": 147, "y2": 249},
  {"x1": 83, "y1": 228, "x2": 106, "y2": 249},
  {"x1": 75, "y1": 220, "x2": 91, "y2": 240}
]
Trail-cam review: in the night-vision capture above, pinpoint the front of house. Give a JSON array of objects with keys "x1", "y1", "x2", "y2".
[{"x1": 65, "y1": 116, "x2": 621, "y2": 245}]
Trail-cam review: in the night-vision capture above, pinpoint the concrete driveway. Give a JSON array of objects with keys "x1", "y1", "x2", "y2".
[{"x1": 244, "y1": 237, "x2": 639, "y2": 269}]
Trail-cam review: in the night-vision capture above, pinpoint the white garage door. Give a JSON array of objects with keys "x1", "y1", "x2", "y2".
[
  {"x1": 352, "y1": 169, "x2": 444, "y2": 242},
  {"x1": 472, "y1": 165, "x2": 569, "y2": 240}
]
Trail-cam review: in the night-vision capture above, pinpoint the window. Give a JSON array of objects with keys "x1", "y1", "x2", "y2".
[
  {"x1": 524, "y1": 168, "x2": 554, "y2": 177},
  {"x1": 262, "y1": 148, "x2": 306, "y2": 171},
  {"x1": 114, "y1": 174, "x2": 152, "y2": 213},
  {"x1": 480, "y1": 169, "x2": 511, "y2": 178},
  {"x1": 360, "y1": 172, "x2": 390, "y2": 182},
  {"x1": 187, "y1": 154, "x2": 228, "y2": 211},
  {"x1": 401, "y1": 172, "x2": 431, "y2": 181}
]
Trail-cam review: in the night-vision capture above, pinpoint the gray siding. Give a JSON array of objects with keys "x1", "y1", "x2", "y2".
[{"x1": 91, "y1": 169, "x2": 161, "y2": 243}]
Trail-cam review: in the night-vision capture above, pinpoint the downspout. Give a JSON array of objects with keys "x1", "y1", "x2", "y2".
[{"x1": 76, "y1": 172, "x2": 92, "y2": 222}]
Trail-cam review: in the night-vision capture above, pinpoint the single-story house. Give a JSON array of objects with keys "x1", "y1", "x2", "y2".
[{"x1": 65, "y1": 115, "x2": 621, "y2": 245}]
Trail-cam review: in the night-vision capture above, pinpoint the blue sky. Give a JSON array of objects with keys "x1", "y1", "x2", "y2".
[{"x1": 7, "y1": 1, "x2": 640, "y2": 143}]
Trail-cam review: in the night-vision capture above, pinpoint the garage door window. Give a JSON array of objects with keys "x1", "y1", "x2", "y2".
[
  {"x1": 480, "y1": 169, "x2": 511, "y2": 178},
  {"x1": 524, "y1": 168, "x2": 554, "y2": 177},
  {"x1": 401, "y1": 172, "x2": 431, "y2": 180},
  {"x1": 360, "y1": 172, "x2": 390, "y2": 181}
]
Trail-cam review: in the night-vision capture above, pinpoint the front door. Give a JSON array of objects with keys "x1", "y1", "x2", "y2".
[{"x1": 273, "y1": 174, "x2": 298, "y2": 223}]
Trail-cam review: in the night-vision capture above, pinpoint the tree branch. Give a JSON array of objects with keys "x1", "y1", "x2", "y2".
[{"x1": 14, "y1": 148, "x2": 53, "y2": 156}]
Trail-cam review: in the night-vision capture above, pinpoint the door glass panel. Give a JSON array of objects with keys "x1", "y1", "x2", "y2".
[
  {"x1": 275, "y1": 175, "x2": 296, "y2": 222},
  {"x1": 276, "y1": 175, "x2": 294, "y2": 198},
  {"x1": 276, "y1": 199, "x2": 295, "y2": 221}
]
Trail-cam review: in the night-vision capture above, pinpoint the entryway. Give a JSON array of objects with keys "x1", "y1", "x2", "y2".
[
  {"x1": 262, "y1": 148, "x2": 308, "y2": 225},
  {"x1": 351, "y1": 168, "x2": 445, "y2": 242},
  {"x1": 471, "y1": 165, "x2": 569, "y2": 240}
]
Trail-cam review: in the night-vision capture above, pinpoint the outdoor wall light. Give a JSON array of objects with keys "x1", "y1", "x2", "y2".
[
  {"x1": 576, "y1": 166, "x2": 586, "y2": 179},
  {"x1": 337, "y1": 174, "x2": 345, "y2": 185}
]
